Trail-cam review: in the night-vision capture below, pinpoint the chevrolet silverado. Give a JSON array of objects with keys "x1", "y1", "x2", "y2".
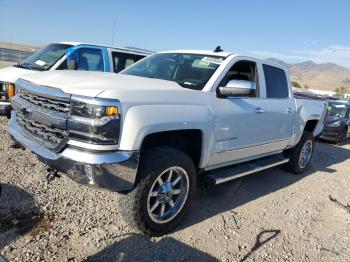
[{"x1": 8, "y1": 49, "x2": 328, "y2": 235}]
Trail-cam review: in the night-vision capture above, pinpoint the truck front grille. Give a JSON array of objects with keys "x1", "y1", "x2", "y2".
[
  {"x1": 16, "y1": 112, "x2": 67, "y2": 150},
  {"x1": 18, "y1": 89, "x2": 71, "y2": 114}
]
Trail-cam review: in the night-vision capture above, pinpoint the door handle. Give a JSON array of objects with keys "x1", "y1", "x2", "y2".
[
  {"x1": 254, "y1": 107, "x2": 265, "y2": 113},
  {"x1": 286, "y1": 107, "x2": 293, "y2": 114}
]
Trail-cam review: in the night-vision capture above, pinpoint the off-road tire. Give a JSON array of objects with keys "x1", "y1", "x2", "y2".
[
  {"x1": 284, "y1": 131, "x2": 315, "y2": 174},
  {"x1": 117, "y1": 147, "x2": 197, "y2": 236}
]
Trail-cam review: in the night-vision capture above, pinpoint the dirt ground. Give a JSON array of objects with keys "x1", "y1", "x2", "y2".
[{"x1": 0, "y1": 117, "x2": 349, "y2": 261}]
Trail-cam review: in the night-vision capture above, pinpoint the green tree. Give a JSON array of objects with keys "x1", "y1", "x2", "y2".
[
  {"x1": 304, "y1": 85, "x2": 310, "y2": 89},
  {"x1": 291, "y1": 80, "x2": 302, "y2": 88}
]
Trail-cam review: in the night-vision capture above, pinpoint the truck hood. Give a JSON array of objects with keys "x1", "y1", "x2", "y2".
[
  {"x1": 18, "y1": 71, "x2": 184, "y2": 97},
  {"x1": 0, "y1": 66, "x2": 35, "y2": 83}
]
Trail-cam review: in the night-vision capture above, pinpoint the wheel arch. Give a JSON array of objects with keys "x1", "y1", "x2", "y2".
[
  {"x1": 304, "y1": 119, "x2": 319, "y2": 133},
  {"x1": 289, "y1": 118, "x2": 320, "y2": 148},
  {"x1": 140, "y1": 129, "x2": 204, "y2": 169}
]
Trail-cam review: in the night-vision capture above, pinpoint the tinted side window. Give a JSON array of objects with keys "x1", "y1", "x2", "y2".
[
  {"x1": 125, "y1": 58, "x2": 135, "y2": 68},
  {"x1": 77, "y1": 48, "x2": 104, "y2": 72},
  {"x1": 134, "y1": 55, "x2": 144, "y2": 62},
  {"x1": 220, "y1": 60, "x2": 258, "y2": 97},
  {"x1": 112, "y1": 52, "x2": 145, "y2": 73},
  {"x1": 263, "y1": 64, "x2": 289, "y2": 98}
]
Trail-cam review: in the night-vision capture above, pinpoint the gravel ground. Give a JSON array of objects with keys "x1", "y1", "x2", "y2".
[{"x1": 0, "y1": 117, "x2": 349, "y2": 261}]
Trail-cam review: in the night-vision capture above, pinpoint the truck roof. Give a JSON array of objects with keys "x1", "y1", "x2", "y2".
[
  {"x1": 57, "y1": 42, "x2": 153, "y2": 55},
  {"x1": 158, "y1": 50, "x2": 288, "y2": 70},
  {"x1": 159, "y1": 49, "x2": 235, "y2": 57}
]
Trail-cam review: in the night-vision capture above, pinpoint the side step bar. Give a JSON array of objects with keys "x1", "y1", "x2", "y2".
[{"x1": 207, "y1": 155, "x2": 289, "y2": 185}]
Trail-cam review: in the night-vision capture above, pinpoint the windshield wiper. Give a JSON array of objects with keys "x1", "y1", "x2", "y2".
[
  {"x1": 15, "y1": 63, "x2": 45, "y2": 71},
  {"x1": 14, "y1": 63, "x2": 26, "y2": 69}
]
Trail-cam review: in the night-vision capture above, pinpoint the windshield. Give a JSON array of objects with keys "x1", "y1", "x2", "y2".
[
  {"x1": 328, "y1": 103, "x2": 349, "y2": 118},
  {"x1": 15, "y1": 43, "x2": 72, "y2": 71},
  {"x1": 121, "y1": 53, "x2": 225, "y2": 90}
]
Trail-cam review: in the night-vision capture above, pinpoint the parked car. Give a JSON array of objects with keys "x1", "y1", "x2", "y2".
[
  {"x1": 0, "y1": 42, "x2": 151, "y2": 117},
  {"x1": 320, "y1": 100, "x2": 350, "y2": 145},
  {"x1": 7, "y1": 49, "x2": 327, "y2": 235}
]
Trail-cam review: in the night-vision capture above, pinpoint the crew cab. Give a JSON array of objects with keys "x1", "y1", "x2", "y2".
[
  {"x1": 8, "y1": 49, "x2": 328, "y2": 235},
  {"x1": 0, "y1": 42, "x2": 151, "y2": 117}
]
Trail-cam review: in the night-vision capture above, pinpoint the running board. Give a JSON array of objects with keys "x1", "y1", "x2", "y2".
[{"x1": 207, "y1": 155, "x2": 289, "y2": 185}]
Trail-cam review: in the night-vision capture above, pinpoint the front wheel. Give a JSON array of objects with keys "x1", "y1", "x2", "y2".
[
  {"x1": 118, "y1": 147, "x2": 197, "y2": 236},
  {"x1": 284, "y1": 131, "x2": 315, "y2": 174}
]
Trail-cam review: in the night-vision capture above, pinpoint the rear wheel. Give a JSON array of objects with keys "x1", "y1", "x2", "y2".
[
  {"x1": 118, "y1": 147, "x2": 197, "y2": 236},
  {"x1": 284, "y1": 131, "x2": 315, "y2": 174}
]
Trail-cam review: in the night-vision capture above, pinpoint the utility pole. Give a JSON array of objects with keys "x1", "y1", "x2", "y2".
[{"x1": 9, "y1": 33, "x2": 12, "y2": 62}]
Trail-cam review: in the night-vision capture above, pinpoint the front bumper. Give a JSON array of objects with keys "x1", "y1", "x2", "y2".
[
  {"x1": 7, "y1": 114, "x2": 139, "y2": 192},
  {"x1": 0, "y1": 101, "x2": 11, "y2": 118}
]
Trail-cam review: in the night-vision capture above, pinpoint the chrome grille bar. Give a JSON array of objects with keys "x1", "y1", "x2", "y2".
[
  {"x1": 13, "y1": 79, "x2": 71, "y2": 151},
  {"x1": 16, "y1": 113, "x2": 67, "y2": 148},
  {"x1": 18, "y1": 89, "x2": 71, "y2": 114}
]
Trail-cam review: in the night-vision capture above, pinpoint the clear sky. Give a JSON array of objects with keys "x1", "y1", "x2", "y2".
[{"x1": 1, "y1": 0, "x2": 350, "y2": 67}]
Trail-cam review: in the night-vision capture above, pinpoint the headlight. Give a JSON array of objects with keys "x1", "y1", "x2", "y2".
[
  {"x1": 328, "y1": 121, "x2": 342, "y2": 127},
  {"x1": 71, "y1": 100, "x2": 118, "y2": 118},
  {"x1": 3, "y1": 83, "x2": 15, "y2": 100},
  {"x1": 68, "y1": 99, "x2": 121, "y2": 145}
]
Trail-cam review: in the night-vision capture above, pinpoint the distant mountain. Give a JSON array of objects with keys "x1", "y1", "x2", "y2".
[{"x1": 266, "y1": 58, "x2": 350, "y2": 92}]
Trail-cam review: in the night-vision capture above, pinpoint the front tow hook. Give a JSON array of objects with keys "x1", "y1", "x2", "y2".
[
  {"x1": 46, "y1": 168, "x2": 61, "y2": 184},
  {"x1": 9, "y1": 141, "x2": 25, "y2": 150}
]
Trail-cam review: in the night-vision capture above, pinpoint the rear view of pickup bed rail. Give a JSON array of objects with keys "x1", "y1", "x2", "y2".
[{"x1": 8, "y1": 49, "x2": 327, "y2": 235}]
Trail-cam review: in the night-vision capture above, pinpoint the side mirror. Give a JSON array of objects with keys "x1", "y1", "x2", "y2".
[
  {"x1": 67, "y1": 59, "x2": 77, "y2": 70},
  {"x1": 219, "y1": 80, "x2": 256, "y2": 97}
]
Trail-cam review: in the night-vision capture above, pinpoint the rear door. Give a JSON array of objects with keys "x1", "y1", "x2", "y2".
[{"x1": 262, "y1": 64, "x2": 295, "y2": 146}]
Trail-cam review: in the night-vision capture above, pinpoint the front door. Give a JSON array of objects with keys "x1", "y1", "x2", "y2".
[{"x1": 208, "y1": 60, "x2": 274, "y2": 168}]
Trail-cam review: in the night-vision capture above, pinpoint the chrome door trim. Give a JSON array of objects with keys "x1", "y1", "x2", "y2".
[{"x1": 212, "y1": 138, "x2": 290, "y2": 156}]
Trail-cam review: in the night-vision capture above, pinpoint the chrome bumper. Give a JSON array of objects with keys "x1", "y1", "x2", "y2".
[{"x1": 7, "y1": 114, "x2": 139, "y2": 192}]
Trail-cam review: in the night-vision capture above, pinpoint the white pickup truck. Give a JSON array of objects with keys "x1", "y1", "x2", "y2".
[
  {"x1": 0, "y1": 42, "x2": 151, "y2": 117},
  {"x1": 8, "y1": 49, "x2": 328, "y2": 235}
]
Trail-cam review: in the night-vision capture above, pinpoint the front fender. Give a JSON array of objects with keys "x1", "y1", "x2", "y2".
[{"x1": 119, "y1": 104, "x2": 214, "y2": 167}]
